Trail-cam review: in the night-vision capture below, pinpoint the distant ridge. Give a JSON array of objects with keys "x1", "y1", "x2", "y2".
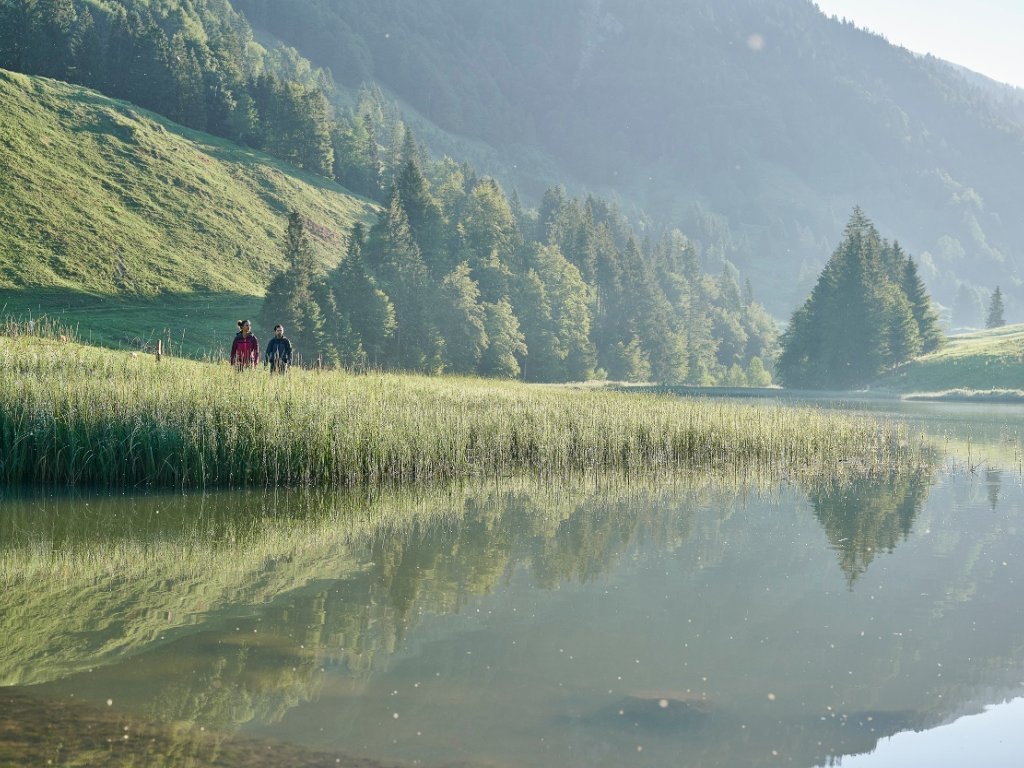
[{"x1": 234, "y1": 0, "x2": 1024, "y2": 321}]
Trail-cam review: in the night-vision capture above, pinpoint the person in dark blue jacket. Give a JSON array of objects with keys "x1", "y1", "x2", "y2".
[{"x1": 264, "y1": 324, "x2": 292, "y2": 373}]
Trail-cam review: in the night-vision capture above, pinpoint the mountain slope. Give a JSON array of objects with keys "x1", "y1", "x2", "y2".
[
  {"x1": 0, "y1": 69, "x2": 374, "y2": 297},
  {"x1": 233, "y1": 0, "x2": 1024, "y2": 320},
  {"x1": 0, "y1": 68, "x2": 376, "y2": 352}
]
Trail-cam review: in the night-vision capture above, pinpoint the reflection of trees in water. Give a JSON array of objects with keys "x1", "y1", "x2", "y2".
[
  {"x1": 0, "y1": 478, "x2": 715, "y2": 730},
  {"x1": 808, "y1": 471, "x2": 933, "y2": 585},
  {"x1": 152, "y1": 487, "x2": 701, "y2": 730},
  {"x1": 987, "y1": 468, "x2": 1002, "y2": 511},
  {"x1": 10, "y1": 470, "x2": 939, "y2": 737},
  {"x1": 257, "y1": 484, "x2": 701, "y2": 674}
]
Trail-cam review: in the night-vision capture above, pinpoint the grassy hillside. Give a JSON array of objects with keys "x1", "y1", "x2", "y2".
[
  {"x1": 0, "y1": 69, "x2": 376, "y2": 354},
  {"x1": 877, "y1": 324, "x2": 1024, "y2": 394}
]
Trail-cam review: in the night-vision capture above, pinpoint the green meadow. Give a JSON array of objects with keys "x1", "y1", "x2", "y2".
[
  {"x1": 876, "y1": 323, "x2": 1024, "y2": 397},
  {"x1": 0, "y1": 327, "x2": 928, "y2": 489}
]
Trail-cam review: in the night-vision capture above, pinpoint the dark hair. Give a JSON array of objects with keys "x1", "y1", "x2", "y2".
[
  {"x1": 237, "y1": 319, "x2": 251, "y2": 330},
  {"x1": 274, "y1": 324, "x2": 283, "y2": 331}
]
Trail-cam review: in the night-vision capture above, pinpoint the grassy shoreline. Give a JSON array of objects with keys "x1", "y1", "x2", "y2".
[{"x1": 0, "y1": 332, "x2": 930, "y2": 488}]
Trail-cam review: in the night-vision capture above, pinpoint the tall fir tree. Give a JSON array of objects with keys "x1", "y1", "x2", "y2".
[
  {"x1": 260, "y1": 212, "x2": 327, "y2": 366},
  {"x1": 366, "y1": 191, "x2": 443, "y2": 372},
  {"x1": 899, "y1": 254, "x2": 945, "y2": 352},
  {"x1": 327, "y1": 223, "x2": 396, "y2": 367},
  {"x1": 986, "y1": 286, "x2": 1006, "y2": 329},
  {"x1": 394, "y1": 128, "x2": 446, "y2": 274}
]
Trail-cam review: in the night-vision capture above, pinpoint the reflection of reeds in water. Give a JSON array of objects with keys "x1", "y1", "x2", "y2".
[
  {"x1": 0, "y1": 333, "x2": 929, "y2": 488},
  {"x1": 0, "y1": 470, "x2": 945, "y2": 741},
  {"x1": 0, "y1": 474, "x2": 779, "y2": 690}
]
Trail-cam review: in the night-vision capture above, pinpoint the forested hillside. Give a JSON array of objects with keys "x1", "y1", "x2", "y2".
[
  {"x1": 262, "y1": 158, "x2": 778, "y2": 382},
  {"x1": 232, "y1": 0, "x2": 1024, "y2": 322},
  {"x1": 0, "y1": 1, "x2": 780, "y2": 383}
]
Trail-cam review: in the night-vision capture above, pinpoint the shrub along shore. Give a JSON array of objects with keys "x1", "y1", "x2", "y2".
[{"x1": 0, "y1": 332, "x2": 929, "y2": 488}]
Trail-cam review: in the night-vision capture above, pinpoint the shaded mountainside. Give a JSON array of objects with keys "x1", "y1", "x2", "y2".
[
  {"x1": 0, "y1": 69, "x2": 374, "y2": 351},
  {"x1": 233, "y1": 0, "x2": 1024, "y2": 320}
]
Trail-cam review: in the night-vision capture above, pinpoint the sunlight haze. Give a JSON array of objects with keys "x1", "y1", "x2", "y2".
[{"x1": 814, "y1": 0, "x2": 1024, "y2": 88}]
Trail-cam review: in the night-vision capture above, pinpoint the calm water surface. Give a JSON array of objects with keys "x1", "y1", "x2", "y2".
[{"x1": 1, "y1": 401, "x2": 1022, "y2": 767}]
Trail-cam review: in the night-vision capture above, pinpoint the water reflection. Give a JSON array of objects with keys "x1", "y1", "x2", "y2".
[
  {"x1": 0, "y1": 480, "x2": 712, "y2": 692},
  {"x1": 809, "y1": 472, "x2": 932, "y2": 585},
  {"x1": 1, "y1": 463, "x2": 1023, "y2": 767}
]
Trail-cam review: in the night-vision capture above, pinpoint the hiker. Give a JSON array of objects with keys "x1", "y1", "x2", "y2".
[
  {"x1": 265, "y1": 324, "x2": 292, "y2": 373},
  {"x1": 229, "y1": 319, "x2": 259, "y2": 369}
]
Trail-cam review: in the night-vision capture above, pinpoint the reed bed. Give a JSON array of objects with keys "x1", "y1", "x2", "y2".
[{"x1": 0, "y1": 333, "x2": 929, "y2": 488}]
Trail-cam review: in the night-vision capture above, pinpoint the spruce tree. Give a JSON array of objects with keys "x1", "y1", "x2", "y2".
[
  {"x1": 778, "y1": 208, "x2": 936, "y2": 389},
  {"x1": 986, "y1": 286, "x2": 1006, "y2": 329},
  {"x1": 395, "y1": 128, "x2": 446, "y2": 273},
  {"x1": 260, "y1": 212, "x2": 327, "y2": 366},
  {"x1": 899, "y1": 255, "x2": 945, "y2": 352},
  {"x1": 327, "y1": 223, "x2": 396, "y2": 367},
  {"x1": 366, "y1": 191, "x2": 443, "y2": 372}
]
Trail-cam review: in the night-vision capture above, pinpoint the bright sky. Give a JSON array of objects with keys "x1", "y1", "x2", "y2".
[{"x1": 813, "y1": 0, "x2": 1024, "y2": 89}]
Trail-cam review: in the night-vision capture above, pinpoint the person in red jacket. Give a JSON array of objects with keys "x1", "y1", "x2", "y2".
[{"x1": 229, "y1": 319, "x2": 259, "y2": 369}]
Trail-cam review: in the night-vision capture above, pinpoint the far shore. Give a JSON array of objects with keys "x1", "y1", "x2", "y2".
[{"x1": 609, "y1": 384, "x2": 1024, "y2": 405}]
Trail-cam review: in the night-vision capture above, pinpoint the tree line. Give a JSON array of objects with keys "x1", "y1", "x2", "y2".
[
  {"x1": 262, "y1": 131, "x2": 777, "y2": 384},
  {"x1": 0, "y1": 0, "x2": 335, "y2": 175}
]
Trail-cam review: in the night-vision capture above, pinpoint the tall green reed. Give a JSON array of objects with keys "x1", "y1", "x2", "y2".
[{"x1": 0, "y1": 334, "x2": 930, "y2": 488}]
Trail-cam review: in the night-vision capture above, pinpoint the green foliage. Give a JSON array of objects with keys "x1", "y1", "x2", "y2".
[
  {"x1": 293, "y1": 151, "x2": 777, "y2": 383},
  {"x1": 0, "y1": 0, "x2": 339, "y2": 175},
  {"x1": 478, "y1": 297, "x2": 525, "y2": 378},
  {"x1": 778, "y1": 209, "x2": 941, "y2": 390},
  {"x1": 366, "y1": 191, "x2": 443, "y2": 372},
  {"x1": 228, "y1": 0, "x2": 1024, "y2": 323},
  {"x1": 437, "y1": 262, "x2": 488, "y2": 374},
  {"x1": 325, "y1": 223, "x2": 395, "y2": 367},
  {"x1": 899, "y1": 255, "x2": 944, "y2": 352},
  {"x1": 0, "y1": 66, "x2": 774, "y2": 383},
  {"x1": 745, "y1": 357, "x2": 772, "y2": 387},
  {"x1": 515, "y1": 243, "x2": 595, "y2": 382},
  {"x1": 3, "y1": 0, "x2": 788, "y2": 386},
  {"x1": 810, "y1": 473, "x2": 932, "y2": 585}
]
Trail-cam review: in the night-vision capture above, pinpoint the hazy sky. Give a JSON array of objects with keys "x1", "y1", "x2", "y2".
[{"x1": 813, "y1": 0, "x2": 1024, "y2": 89}]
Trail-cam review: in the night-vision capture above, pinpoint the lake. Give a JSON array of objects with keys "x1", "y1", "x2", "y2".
[{"x1": 1, "y1": 400, "x2": 1022, "y2": 767}]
